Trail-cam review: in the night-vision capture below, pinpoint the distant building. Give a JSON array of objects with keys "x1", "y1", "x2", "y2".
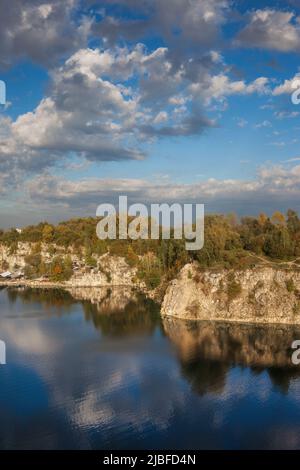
[{"x1": 0, "y1": 271, "x2": 12, "y2": 278}]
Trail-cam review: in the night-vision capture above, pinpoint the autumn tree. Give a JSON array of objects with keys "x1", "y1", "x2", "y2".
[{"x1": 271, "y1": 211, "x2": 286, "y2": 226}]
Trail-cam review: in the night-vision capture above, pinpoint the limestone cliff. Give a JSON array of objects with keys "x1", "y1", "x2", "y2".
[
  {"x1": 0, "y1": 243, "x2": 142, "y2": 288},
  {"x1": 65, "y1": 255, "x2": 139, "y2": 288},
  {"x1": 161, "y1": 263, "x2": 300, "y2": 324}
]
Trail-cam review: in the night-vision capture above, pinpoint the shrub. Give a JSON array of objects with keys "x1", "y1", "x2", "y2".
[
  {"x1": 137, "y1": 254, "x2": 162, "y2": 289},
  {"x1": 48, "y1": 256, "x2": 73, "y2": 282},
  {"x1": 293, "y1": 303, "x2": 300, "y2": 315},
  {"x1": 286, "y1": 279, "x2": 295, "y2": 293},
  {"x1": 1, "y1": 260, "x2": 9, "y2": 271},
  {"x1": 98, "y1": 264, "x2": 112, "y2": 282},
  {"x1": 24, "y1": 253, "x2": 42, "y2": 278},
  {"x1": 125, "y1": 246, "x2": 139, "y2": 267},
  {"x1": 227, "y1": 279, "x2": 242, "y2": 301},
  {"x1": 85, "y1": 255, "x2": 97, "y2": 268}
]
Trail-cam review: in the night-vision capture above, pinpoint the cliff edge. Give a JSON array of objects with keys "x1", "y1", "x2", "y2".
[{"x1": 161, "y1": 263, "x2": 300, "y2": 324}]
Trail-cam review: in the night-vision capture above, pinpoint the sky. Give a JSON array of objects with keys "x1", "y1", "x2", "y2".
[{"x1": 1, "y1": 0, "x2": 300, "y2": 227}]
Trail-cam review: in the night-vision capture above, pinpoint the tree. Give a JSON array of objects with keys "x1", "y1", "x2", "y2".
[
  {"x1": 258, "y1": 213, "x2": 268, "y2": 226},
  {"x1": 42, "y1": 224, "x2": 54, "y2": 243},
  {"x1": 287, "y1": 209, "x2": 300, "y2": 234},
  {"x1": 226, "y1": 212, "x2": 238, "y2": 227},
  {"x1": 263, "y1": 226, "x2": 293, "y2": 259},
  {"x1": 49, "y1": 256, "x2": 73, "y2": 281},
  {"x1": 271, "y1": 211, "x2": 285, "y2": 226}
]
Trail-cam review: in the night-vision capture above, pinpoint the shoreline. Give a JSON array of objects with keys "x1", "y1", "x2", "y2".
[
  {"x1": 161, "y1": 312, "x2": 300, "y2": 326},
  {"x1": 0, "y1": 279, "x2": 161, "y2": 301},
  {"x1": 0, "y1": 279, "x2": 139, "y2": 290},
  {"x1": 3, "y1": 269, "x2": 300, "y2": 326}
]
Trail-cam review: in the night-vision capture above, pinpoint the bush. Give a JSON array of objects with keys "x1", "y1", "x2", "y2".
[
  {"x1": 24, "y1": 253, "x2": 42, "y2": 278},
  {"x1": 286, "y1": 279, "x2": 295, "y2": 293},
  {"x1": 227, "y1": 279, "x2": 242, "y2": 301},
  {"x1": 137, "y1": 254, "x2": 162, "y2": 289},
  {"x1": 139, "y1": 268, "x2": 161, "y2": 289},
  {"x1": 98, "y1": 264, "x2": 112, "y2": 282},
  {"x1": 125, "y1": 246, "x2": 139, "y2": 267},
  {"x1": 1, "y1": 260, "x2": 9, "y2": 271},
  {"x1": 48, "y1": 256, "x2": 73, "y2": 281},
  {"x1": 293, "y1": 303, "x2": 300, "y2": 315},
  {"x1": 85, "y1": 255, "x2": 97, "y2": 268},
  {"x1": 25, "y1": 253, "x2": 42, "y2": 268}
]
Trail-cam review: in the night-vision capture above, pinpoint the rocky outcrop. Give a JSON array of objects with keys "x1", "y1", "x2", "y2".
[
  {"x1": 65, "y1": 254, "x2": 139, "y2": 288},
  {"x1": 0, "y1": 242, "x2": 30, "y2": 270},
  {"x1": 0, "y1": 243, "x2": 144, "y2": 289},
  {"x1": 161, "y1": 263, "x2": 300, "y2": 324}
]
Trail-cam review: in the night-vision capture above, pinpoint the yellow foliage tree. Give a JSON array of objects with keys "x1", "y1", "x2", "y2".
[{"x1": 271, "y1": 211, "x2": 285, "y2": 226}]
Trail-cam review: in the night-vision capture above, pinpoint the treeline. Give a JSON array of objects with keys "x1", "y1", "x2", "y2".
[{"x1": 1, "y1": 210, "x2": 300, "y2": 287}]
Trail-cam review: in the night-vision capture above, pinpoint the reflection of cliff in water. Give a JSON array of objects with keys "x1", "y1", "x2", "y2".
[
  {"x1": 162, "y1": 317, "x2": 300, "y2": 395},
  {"x1": 7, "y1": 286, "x2": 160, "y2": 337},
  {"x1": 74, "y1": 287, "x2": 160, "y2": 337}
]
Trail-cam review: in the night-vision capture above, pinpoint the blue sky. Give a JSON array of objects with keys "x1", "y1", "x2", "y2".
[{"x1": 1, "y1": 0, "x2": 300, "y2": 226}]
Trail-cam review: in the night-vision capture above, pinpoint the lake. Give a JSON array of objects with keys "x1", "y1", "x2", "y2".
[{"x1": 0, "y1": 286, "x2": 300, "y2": 449}]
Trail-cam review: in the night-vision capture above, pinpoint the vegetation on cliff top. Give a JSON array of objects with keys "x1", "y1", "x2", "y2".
[{"x1": 1, "y1": 209, "x2": 300, "y2": 286}]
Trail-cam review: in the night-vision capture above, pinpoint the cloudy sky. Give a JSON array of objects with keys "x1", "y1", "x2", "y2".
[{"x1": 1, "y1": 0, "x2": 300, "y2": 226}]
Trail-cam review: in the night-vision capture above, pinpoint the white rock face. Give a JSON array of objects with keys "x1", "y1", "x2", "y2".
[
  {"x1": 65, "y1": 255, "x2": 138, "y2": 287},
  {"x1": 161, "y1": 263, "x2": 300, "y2": 324},
  {"x1": 0, "y1": 242, "x2": 30, "y2": 269},
  {"x1": 0, "y1": 243, "x2": 141, "y2": 287}
]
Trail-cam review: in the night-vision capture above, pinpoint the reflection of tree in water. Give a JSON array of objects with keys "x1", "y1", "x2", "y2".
[
  {"x1": 7, "y1": 287, "x2": 77, "y2": 315},
  {"x1": 181, "y1": 358, "x2": 228, "y2": 396},
  {"x1": 163, "y1": 317, "x2": 300, "y2": 396},
  {"x1": 82, "y1": 292, "x2": 160, "y2": 337},
  {"x1": 7, "y1": 286, "x2": 160, "y2": 337},
  {"x1": 251, "y1": 365, "x2": 300, "y2": 395}
]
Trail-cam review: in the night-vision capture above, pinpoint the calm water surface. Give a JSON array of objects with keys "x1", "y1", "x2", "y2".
[{"x1": 0, "y1": 286, "x2": 300, "y2": 449}]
